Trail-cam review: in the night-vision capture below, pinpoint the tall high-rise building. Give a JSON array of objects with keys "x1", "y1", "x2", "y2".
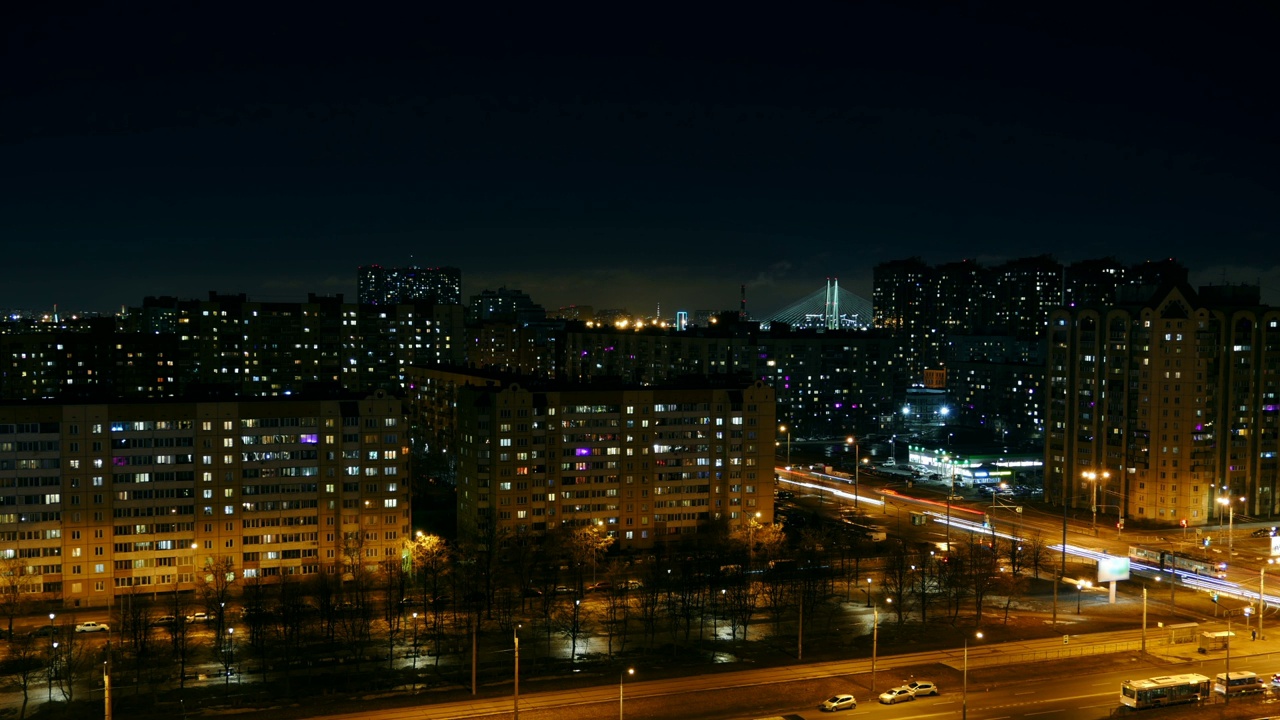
[
  {"x1": 1045, "y1": 282, "x2": 1280, "y2": 527},
  {"x1": 0, "y1": 394, "x2": 409, "y2": 608},
  {"x1": 358, "y1": 265, "x2": 462, "y2": 305}
]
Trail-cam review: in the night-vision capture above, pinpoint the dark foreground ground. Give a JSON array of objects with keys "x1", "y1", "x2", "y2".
[{"x1": 5, "y1": 577, "x2": 1230, "y2": 720}]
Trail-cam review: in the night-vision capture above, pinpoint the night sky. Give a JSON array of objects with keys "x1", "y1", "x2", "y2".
[{"x1": 3, "y1": 3, "x2": 1277, "y2": 316}]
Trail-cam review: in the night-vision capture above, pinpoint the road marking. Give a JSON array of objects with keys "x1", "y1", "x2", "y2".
[
  {"x1": 1026, "y1": 711, "x2": 1064, "y2": 716},
  {"x1": 1014, "y1": 690, "x2": 1035, "y2": 695}
]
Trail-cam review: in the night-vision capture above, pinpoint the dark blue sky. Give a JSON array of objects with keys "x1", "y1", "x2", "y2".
[{"x1": 3, "y1": 2, "x2": 1277, "y2": 316}]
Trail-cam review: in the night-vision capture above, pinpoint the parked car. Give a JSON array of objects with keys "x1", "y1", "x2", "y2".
[
  {"x1": 188, "y1": 612, "x2": 210, "y2": 623},
  {"x1": 820, "y1": 694, "x2": 857, "y2": 712},
  {"x1": 152, "y1": 615, "x2": 179, "y2": 627},
  {"x1": 75, "y1": 621, "x2": 109, "y2": 633},
  {"x1": 30, "y1": 625, "x2": 60, "y2": 638},
  {"x1": 586, "y1": 581, "x2": 613, "y2": 593},
  {"x1": 1252, "y1": 527, "x2": 1277, "y2": 538},
  {"x1": 552, "y1": 585, "x2": 574, "y2": 595},
  {"x1": 879, "y1": 686, "x2": 915, "y2": 704},
  {"x1": 907, "y1": 680, "x2": 939, "y2": 696}
]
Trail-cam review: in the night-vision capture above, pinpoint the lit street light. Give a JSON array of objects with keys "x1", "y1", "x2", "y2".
[
  {"x1": 870, "y1": 603, "x2": 879, "y2": 696},
  {"x1": 778, "y1": 424, "x2": 791, "y2": 470},
  {"x1": 47, "y1": 613, "x2": 56, "y2": 701},
  {"x1": 619, "y1": 667, "x2": 634, "y2": 720},
  {"x1": 846, "y1": 435, "x2": 860, "y2": 509},
  {"x1": 963, "y1": 632, "x2": 984, "y2": 720},
  {"x1": 513, "y1": 624, "x2": 521, "y2": 720},
  {"x1": 864, "y1": 578, "x2": 873, "y2": 608},
  {"x1": 1076, "y1": 580, "x2": 1092, "y2": 614},
  {"x1": 1082, "y1": 470, "x2": 1110, "y2": 534},
  {"x1": 1218, "y1": 495, "x2": 1245, "y2": 554}
]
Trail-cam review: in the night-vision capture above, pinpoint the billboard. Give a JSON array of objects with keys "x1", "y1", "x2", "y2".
[{"x1": 1097, "y1": 556, "x2": 1131, "y2": 583}]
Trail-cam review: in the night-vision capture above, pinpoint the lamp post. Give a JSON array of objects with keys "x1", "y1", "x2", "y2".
[
  {"x1": 864, "y1": 578, "x2": 873, "y2": 608},
  {"x1": 1076, "y1": 580, "x2": 1091, "y2": 614},
  {"x1": 504, "y1": 622, "x2": 514, "y2": 717},
  {"x1": 847, "y1": 435, "x2": 860, "y2": 509},
  {"x1": 225, "y1": 628, "x2": 235, "y2": 689},
  {"x1": 943, "y1": 453, "x2": 954, "y2": 551},
  {"x1": 410, "y1": 612, "x2": 420, "y2": 673},
  {"x1": 779, "y1": 425, "x2": 791, "y2": 470},
  {"x1": 49, "y1": 640, "x2": 58, "y2": 701},
  {"x1": 870, "y1": 604, "x2": 879, "y2": 697},
  {"x1": 47, "y1": 612, "x2": 56, "y2": 701},
  {"x1": 963, "y1": 632, "x2": 983, "y2": 720},
  {"x1": 1082, "y1": 470, "x2": 1110, "y2": 534},
  {"x1": 1263, "y1": 564, "x2": 1271, "y2": 640},
  {"x1": 619, "y1": 667, "x2": 634, "y2": 720}
]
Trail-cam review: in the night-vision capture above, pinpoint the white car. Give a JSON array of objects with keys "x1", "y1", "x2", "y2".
[
  {"x1": 908, "y1": 680, "x2": 939, "y2": 696},
  {"x1": 75, "y1": 621, "x2": 109, "y2": 633},
  {"x1": 879, "y1": 686, "x2": 916, "y2": 704},
  {"x1": 821, "y1": 694, "x2": 857, "y2": 712}
]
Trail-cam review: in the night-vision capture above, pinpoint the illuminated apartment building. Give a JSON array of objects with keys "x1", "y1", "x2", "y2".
[
  {"x1": 0, "y1": 393, "x2": 409, "y2": 609},
  {"x1": 1045, "y1": 283, "x2": 1280, "y2": 528},
  {"x1": 358, "y1": 264, "x2": 462, "y2": 306},
  {"x1": 407, "y1": 367, "x2": 776, "y2": 549}
]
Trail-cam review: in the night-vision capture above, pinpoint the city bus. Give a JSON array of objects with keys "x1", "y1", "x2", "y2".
[
  {"x1": 1213, "y1": 671, "x2": 1264, "y2": 696},
  {"x1": 1120, "y1": 673, "x2": 1210, "y2": 709}
]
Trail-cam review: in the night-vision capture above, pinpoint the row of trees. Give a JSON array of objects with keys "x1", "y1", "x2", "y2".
[{"x1": 1, "y1": 512, "x2": 1071, "y2": 715}]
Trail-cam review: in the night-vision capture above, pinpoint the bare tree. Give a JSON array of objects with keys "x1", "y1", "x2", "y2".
[
  {"x1": 197, "y1": 556, "x2": 237, "y2": 654},
  {"x1": 0, "y1": 552, "x2": 37, "y2": 640},
  {"x1": 880, "y1": 540, "x2": 912, "y2": 624},
  {"x1": 408, "y1": 533, "x2": 451, "y2": 657},
  {"x1": 161, "y1": 587, "x2": 195, "y2": 688},
  {"x1": 965, "y1": 535, "x2": 1001, "y2": 624},
  {"x1": 568, "y1": 524, "x2": 615, "y2": 593},
  {"x1": 1024, "y1": 529, "x2": 1051, "y2": 580},
  {"x1": 114, "y1": 589, "x2": 157, "y2": 691},
  {"x1": 51, "y1": 621, "x2": 90, "y2": 702},
  {"x1": 379, "y1": 558, "x2": 409, "y2": 669},
  {"x1": 0, "y1": 632, "x2": 44, "y2": 719}
]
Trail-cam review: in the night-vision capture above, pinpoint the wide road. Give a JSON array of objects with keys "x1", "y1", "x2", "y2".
[{"x1": 301, "y1": 628, "x2": 1260, "y2": 720}]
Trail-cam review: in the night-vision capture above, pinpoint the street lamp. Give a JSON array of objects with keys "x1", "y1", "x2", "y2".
[
  {"x1": 870, "y1": 603, "x2": 879, "y2": 697},
  {"x1": 1076, "y1": 580, "x2": 1091, "y2": 614},
  {"x1": 47, "y1": 613, "x2": 56, "y2": 701},
  {"x1": 410, "y1": 612, "x2": 420, "y2": 673},
  {"x1": 846, "y1": 435, "x2": 860, "y2": 509},
  {"x1": 1217, "y1": 495, "x2": 1245, "y2": 554},
  {"x1": 225, "y1": 627, "x2": 235, "y2": 688},
  {"x1": 1082, "y1": 470, "x2": 1110, "y2": 534},
  {"x1": 619, "y1": 667, "x2": 634, "y2": 720},
  {"x1": 779, "y1": 425, "x2": 791, "y2": 470},
  {"x1": 864, "y1": 578, "x2": 873, "y2": 608},
  {"x1": 513, "y1": 624, "x2": 521, "y2": 720},
  {"x1": 963, "y1": 632, "x2": 983, "y2": 720},
  {"x1": 49, "y1": 640, "x2": 58, "y2": 701}
]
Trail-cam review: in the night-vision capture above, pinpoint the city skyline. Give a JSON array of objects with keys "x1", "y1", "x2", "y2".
[{"x1": 4, "y1": 4, "x2": 1277, "y2": 315}]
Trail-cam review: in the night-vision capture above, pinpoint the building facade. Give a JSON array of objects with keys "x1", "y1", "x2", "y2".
[
  {"x1": 407, "y1": 368, "x2": 776, "y2": 550},
  {"x1": 357, "y1": 265, "x2": 462, "y2": 306},
  {"x1": 0, "y1": 394, "x2": 409, "y2": 608},
  {"x1": 1045, "y1": 283, "x2": 1280, "y2": 528}
]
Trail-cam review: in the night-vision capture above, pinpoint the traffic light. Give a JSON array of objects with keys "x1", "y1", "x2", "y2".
[
  {"x1": 1180, "y1": 518, "x2": 1188, "y2": 528},
  {"x1": 1212, "y1": 592, "x2": 1220, "y2": 604},
  {"x1": 1204, "y1": 537, "x2": 1211, "y2": 547}
]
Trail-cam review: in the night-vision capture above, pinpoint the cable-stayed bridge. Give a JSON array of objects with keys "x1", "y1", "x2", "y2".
[{"x1": 761, "y1": 279, "x2": 872, "y2": 330}]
